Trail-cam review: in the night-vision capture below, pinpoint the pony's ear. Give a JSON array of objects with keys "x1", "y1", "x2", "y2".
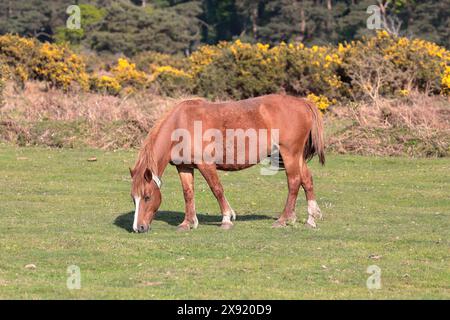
[
  {"x1": 144, "y1": 168, "x2": 153, "y2": 183},
  {"x1": 129, "y1": 167, "x2": 135, "y2": 178}
]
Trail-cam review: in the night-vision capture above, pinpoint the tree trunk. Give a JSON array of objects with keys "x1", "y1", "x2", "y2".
[
  {"x1": 327, "y1": 0, "x2": 333, "y2": 36},
  {"x1": 251, "y1": 5, "x2": 258, "y2": 39},
  {"x1": 300, "y1": 4, "x2": 306, "y2": 42},
  {"x1": 7, "y1": 0, "x2": 12, "y2": 18}
]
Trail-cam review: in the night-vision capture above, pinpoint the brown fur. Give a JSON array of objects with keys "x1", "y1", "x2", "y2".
[{"x1": 131, "y1": 94, "x2": 325, "y2": 232}]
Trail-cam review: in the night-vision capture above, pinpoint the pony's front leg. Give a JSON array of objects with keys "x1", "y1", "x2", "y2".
[
  {"x1": 176, "y1": 166, "x2": 198, "y2": 231},
  {"x1": 197, "y1": 164, "x2": 236, "y2": 230}
]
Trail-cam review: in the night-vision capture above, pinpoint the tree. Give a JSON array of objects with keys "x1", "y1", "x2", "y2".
[
  {"x1": 0, "y1": 0, "x2": 448, "y2": 53},
  {"x1": 235, "y1": 0, "x2": 266, "y2": 41},
  {"x1": 0, "y1": 0, "x2": 53, "y2": 41},
  {"x1": 54, "y1": 4, "x2": 106, "y2": 46},
  {"x1": 88, "y1": 0, "x2": 203, "y2": 55},
  {"x1": 201, "y1": 0, "x2": 242, "y2": 43}
]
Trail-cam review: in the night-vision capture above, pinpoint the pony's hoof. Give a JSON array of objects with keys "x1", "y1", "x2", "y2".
[
  {"x1": 176, "y1": 223, "x2": 191, "y2": 232},
  {"x1": 220, "y1": 222, "x2": 233, "y2": 230},
  {"x1": 272, "y1": 220, "x2": 287, "y2": 228},
  {"x1": 305, "y1": 217, "x2": 317, "y2": 228},
  {"x1": 286, "y1": 216, "x2": 297, "y2": 225},
  {"x1": 308, "y1": 200, "x2": 322, "y2": 221},
  {"x1": 314, "y1": 210, "x2": 323, "y2": 221},
  {"x1": 192, "y1": 216, "x2": 199, "y2": 229}
]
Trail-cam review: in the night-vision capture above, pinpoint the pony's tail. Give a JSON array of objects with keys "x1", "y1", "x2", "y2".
[{"x1": 304, "y1": 100, "x2": 325, "y2": 165}]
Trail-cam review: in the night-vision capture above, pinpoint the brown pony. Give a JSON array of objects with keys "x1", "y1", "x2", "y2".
[{"x1": 130, "y1": 94, "x2": 324, "y2": 233}]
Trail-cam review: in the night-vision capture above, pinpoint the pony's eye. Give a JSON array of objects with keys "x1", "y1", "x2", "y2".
[{"x1": 144, "y1": 196, "x2": 151, "y2": 202}]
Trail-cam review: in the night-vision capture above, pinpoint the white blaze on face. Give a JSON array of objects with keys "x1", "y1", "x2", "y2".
[{"x1": 133, "y1": 196, "x2": 141, "y2": 232}]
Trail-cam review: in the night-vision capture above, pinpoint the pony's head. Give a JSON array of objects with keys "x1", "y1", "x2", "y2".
[{"x1": 130, "y1": 167, "x2": 162, "y2": 233}]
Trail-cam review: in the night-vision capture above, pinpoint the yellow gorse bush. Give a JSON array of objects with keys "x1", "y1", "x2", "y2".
[
  {"x1": 287, "y1": 42, "x2": 345, "y2": 99},
  {"x1": 151, "y1": 65, "x2": 192, "y2": 80},
  {"x1": 150, "y1": 65, "x2": 193, "y2": 96},
  {"x1": 189, "y1": 44, "x2": 223, "y2": 76},
  {"x1": 34, "y1": 42, "x2": 89, "y2": 91},
  {"x1": 190, "y1": 38, "x2": 346, "y2": 106},
  {"x1": 191, "y1": 40, "x2": 287, "y2": 99},
  {"x1": 111, "y1": 58, "x2": 147, "y2": 89},
  {"x1": 0, "y1": 34, "x2": 39, "y2": 88},
  {"x1": 343, "y1": 31, "x2": 450, "y2": 98},
  {"x1": 133, "y1": 50, "x2": 186, "y2": 73},
  {"x1": 1, "y1": 33, "x2": 449, "y2": 101},
  {"x1": 90, "y1": 74, "x2": 122, "y2": 95}
]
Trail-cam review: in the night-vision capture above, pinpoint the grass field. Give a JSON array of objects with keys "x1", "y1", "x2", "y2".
[{"x1": 0, "y1": 144, "x2": 449, "y2": 299}]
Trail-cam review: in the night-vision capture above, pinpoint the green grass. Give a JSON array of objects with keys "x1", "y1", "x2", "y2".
[{"x1": 0, "y1": 144, "x2": 449, "y2": 299}]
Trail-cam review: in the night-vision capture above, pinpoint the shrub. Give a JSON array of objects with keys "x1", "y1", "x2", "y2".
[
  {"x1": 192, "y1": 40, "x2": 285, "y2": 99},
  {"x1": 284, "y1": 43, "x2": 346, "y2": 101},
  {"x1": 133, "y1": 51, "x2": 187, "y2": 73},
  {"x1": 189, "y1": 40, "x2": 346, "y2": 101},
  {"x1": 111, "y1": 58, "x2": 148, "y2": 90},
  {"x1": 341, "y1": 31, "x2": 450, "y2": 100},
  {"x1": 189, "y1": 44, "x2": 223, "y2": 77},
  {"x1": 1, "y1": 33, "x2": 449, "y2": 102},
  {"x1": 189, "y1": 32, "x2": 449, "y2": 102},
  {"x1": 150, "y1": 66, "x2": 193, "y2": 96},
  {"x1": 90, "y1": 74, "x2": 122, "y2": 95},
  {"x1": 33, "y1": 43, "x2": 89, "y2": 91},
  {"x1": 0, "y1": 34, "x2": 39, "y2": 89}
]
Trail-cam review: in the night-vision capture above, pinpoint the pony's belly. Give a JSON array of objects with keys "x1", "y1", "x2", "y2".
[
  {"x1": 169, "y1": 162, "x2": 257, "y2": 171},
  {"x1": 215, "y1": 163, "x2": 257, "y2": 171}
]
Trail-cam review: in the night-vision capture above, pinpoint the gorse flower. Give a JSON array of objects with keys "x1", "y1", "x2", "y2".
[{"x1": 307, "y1": 93, "x2": 333, "y2": 112}]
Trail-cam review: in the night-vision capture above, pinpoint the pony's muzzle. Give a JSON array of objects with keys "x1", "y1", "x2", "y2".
[{"x1": 137, "y1": 224, "x2": 149, "y2": 233}]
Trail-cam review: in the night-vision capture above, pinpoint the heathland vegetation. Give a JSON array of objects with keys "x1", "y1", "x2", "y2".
[
  {"x1": 1, "y1": 30, "x2": 449, "y2": 157},
  {"x1": 1, "y1": 31, "x2": 449, "y2": 101},
  {"x1": 0, "y1": 1, "x2": 449, "y2": 157}
]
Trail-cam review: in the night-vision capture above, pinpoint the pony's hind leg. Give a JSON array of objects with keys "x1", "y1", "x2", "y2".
[
  {"x1": 197, "y1": 164, "x2": 236, "y2": 230},
  {"x1": 176, "y1": 166, "x2": 198, "y2": 231},
  {"x1": 301, "y1": 163, "x2": 322, "y2": 228},
  {"x1": 273, "y1": 149, "x2": 301, "y2": 228}
]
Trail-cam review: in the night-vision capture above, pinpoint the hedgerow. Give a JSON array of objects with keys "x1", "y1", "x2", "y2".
[{"x1": 1, "y1": 32, "x2": 449, "y2": 109}]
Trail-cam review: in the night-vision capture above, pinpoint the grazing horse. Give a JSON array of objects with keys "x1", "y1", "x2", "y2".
[{"x1": 130, "y1": 94, "x2": 325, "y2": 233}]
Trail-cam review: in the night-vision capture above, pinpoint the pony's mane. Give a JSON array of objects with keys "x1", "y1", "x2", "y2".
[{"x1": 131, "y1": 98, "x2": 205, "y2": 195}]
